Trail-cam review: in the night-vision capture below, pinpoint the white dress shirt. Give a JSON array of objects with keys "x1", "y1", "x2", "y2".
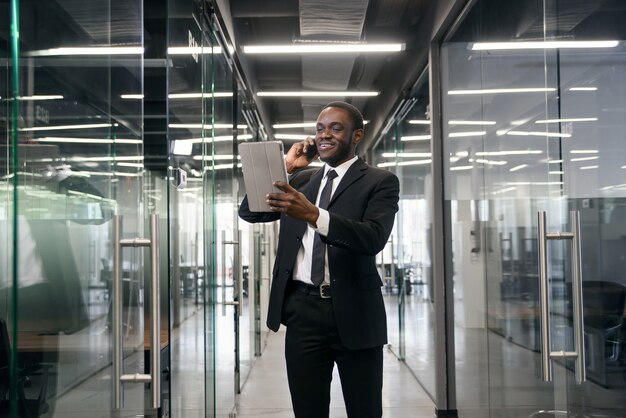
[{"x1": 292, "y1": 156, "x2": 358, "y2": 285}]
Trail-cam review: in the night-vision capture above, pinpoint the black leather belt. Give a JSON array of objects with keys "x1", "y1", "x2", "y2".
[{"x1": 291, "y1": 281, "x2": 332, "y2": 299}]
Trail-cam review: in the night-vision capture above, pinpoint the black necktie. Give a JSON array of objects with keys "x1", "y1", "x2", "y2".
[{"x1": 310, "y1": 170, "x2": 338, "y2": 286}]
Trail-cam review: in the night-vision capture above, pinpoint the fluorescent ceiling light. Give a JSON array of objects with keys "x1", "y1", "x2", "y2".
[
  {"x1": 68, "y1": 155, "x2": 143, "y2": 162},
  {"x1": 401, "y1": 135, "x2": 431, "y2": 141},
  {"x1": 601, "y1": 183, "x2": 626, "y2": 190},
  {"x1": 33, "y1": 137, "x2": 141, "y2": 144},
  {"x1": 243, "y1": 43, "x2": 404, "y2": 54},
  {"x1": 113, "y1": 172, "x2": 143, "y2": 177},
  {"x1": 18, "y1": 95, "x2": 63, "y2": 101},
  {"x1": 257, "y1": 91, "x2": 379, "y2": 97},
  {"x1": 192, "y1": 155, "x2": 236, "y2": 161},
  {"x1": 169, "y1": 123, "x2": 247, "y2": 129},
  {"x1": 121, "y1": 94, "x2": 144, "y2": 99},
  {"x1": 26, "y1": 46, "x2": 144, "y2": 56},
  {"x1": 570, "y1": 156, "x2": 598, "y2": 162},
  {"x1": 382, "y1": 152, "x2": 431, "y2": 158},
  {"x1": 569, "y1": 87, "x2": 597, "y2": 91},
  {"x1": 580, "y1": 165, "x2": 598, "y2": 170},
  {"x1": 549, "y1": 171, "x2": 564, "y2": 175},
  {"x1": 505, "y1": 130, "x2": 571, "y2": 138},
  {"x1": 377, "y1": 159, "x2": 431, "y2": 168},
  {"x1": 173, "y1": 141, "x2": 193, "y2": 155},
  {"x1": 116, "y1": 162, "x2": 144, "y2": 168},
  {"x1": 570, "y1": 149, "x2": 598, "y2": 154},
  {"x1": 408, "y1": 120, "x2": 430, "y2": 125},
  {"x1": 535, "y1": 117, "x2": 597, "y2": 123},
  {"x1": 509, "y1": 164, "x2": 528, "y2": 172},
  {"x1": 449, "y1": 131, "x2": 486, "y2": 138},
  {"x1": 548, "y1": 159, "x2": 563, "y2": 164},
  {"x1": 20, "y1": 123, "x2": 113, "y2": 132},
  {"x1": 469, "y1": 158, "x2": 507, "y2": 166},
  {"x1": 168, "y1": 46, "x2": 223, "y2": 55},
  {"x1": 507, "y1": 181, "x2": 563, "y2": 186},
  {"x1": 273, "y1": 122, "x2": 317, "y2": 129},
  {"x1": 168, "y1": 92, "x2": 234, "y2": 99},
  {"x1": 477, "y1": 150, "x2": 542, "y2": 156},
  {"x1": 448, "y1": 87, "x2": 556, "y2": 95},
  {"x1": 275, "y1": 134, "x2": 309, "y2": 140},
  {"x1": 449, "y1": 120, "x2": 496, "y2": 125},
  {"x1": 173, "y1": 134, "x2": 253, "y2": 144},
  {"x1": 67, "y1": 190, "x2": 104, "y2": 201},
  {"x1": 471, "y1": 40, "x2": 619, "y2": 50},
  {"x1": 450, "y1": 165, "x2": 473, "y2": 171},
  {"x1": 493, "y1": 187, "x2": 517, "y2": 194},
  {"x1": 455, "y1": 151, "x2": 469, "y2": 158}
]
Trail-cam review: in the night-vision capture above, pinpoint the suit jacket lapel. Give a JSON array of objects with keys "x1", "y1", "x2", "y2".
[{"x1": 329, "y1": 158, "x2": 367, "y2": 207}]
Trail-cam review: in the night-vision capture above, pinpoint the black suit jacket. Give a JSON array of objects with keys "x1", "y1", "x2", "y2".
[{"x1": 239, "y1": 158, "x2": 399, "y2": 350}]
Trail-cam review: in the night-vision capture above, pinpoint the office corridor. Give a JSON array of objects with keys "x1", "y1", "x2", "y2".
[
  {"x1": 237, "y1": 329, "x2": 434, "y2": 417},
  {"x1": 170, "y1": 306, "x2": 435, "y2": 418}
]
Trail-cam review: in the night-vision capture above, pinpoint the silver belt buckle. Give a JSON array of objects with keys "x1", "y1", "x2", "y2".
[{"x1": 319, "y1": 283, "x2": 331, "y2": 299}]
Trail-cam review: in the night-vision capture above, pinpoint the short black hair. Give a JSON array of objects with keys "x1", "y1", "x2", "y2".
[{"x1": 322, "y1": 101, "x2": 364, "y2": 131}]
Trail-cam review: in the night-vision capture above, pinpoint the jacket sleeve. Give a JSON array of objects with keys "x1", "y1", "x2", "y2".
[{"x1": 238, "y1": 195, "x2": 281, "y2": 223}]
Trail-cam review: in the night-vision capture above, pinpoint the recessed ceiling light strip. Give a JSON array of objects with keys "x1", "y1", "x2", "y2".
[{"x1": 243, "y1": 43, "x2": 404, "y2": 54}]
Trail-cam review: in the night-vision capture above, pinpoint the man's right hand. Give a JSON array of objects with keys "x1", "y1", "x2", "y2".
[{"x1": 285, "y1": 137, "x2": 317, "y2": 174}]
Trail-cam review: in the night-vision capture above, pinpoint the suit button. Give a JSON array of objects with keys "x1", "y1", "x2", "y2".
[{"x1": 296, "y1": 236, "x2": 301, "y2": 241}]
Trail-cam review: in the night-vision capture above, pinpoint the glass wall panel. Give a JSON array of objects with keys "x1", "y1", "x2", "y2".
[
  {"x1": 209, "y1": 34, "x2": 252, "y2": 416},
  {"x1": 167, "y1": 1, "x2": 207, "y2": 416},
  {"x1": 8, "y1": 0, "x2": 146, "y2": 416},
  {"x1": 371, "y1": 72, "x2": 436, "y2": 399},
  {"x1": 441, "y1": 0, "x2": 626, "y2": 417},
  {"x1": 0, "y1": 2, "x2": 15, "y2": 415}
]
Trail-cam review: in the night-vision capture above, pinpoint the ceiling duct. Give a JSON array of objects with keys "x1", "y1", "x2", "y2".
[
  {"x1": 299, "y1": 0, "x2": 369, "y2": 38},
  {"x1": 298, "y1": 0, "x2": 370, "y2": 121}
]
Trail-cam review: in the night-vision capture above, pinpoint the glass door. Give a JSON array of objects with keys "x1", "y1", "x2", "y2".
[
  {"x1": 208, "y1": 34, "x2": 255, "y2": 416},
  {"x1": 166, "y1": 1, "x2": 209, "y2": 416},
  {"x1": 543, "y1": 1, "x2": 626, "y2": 416},
  {"x1": 441, "y1": 1, "x2": 626, "y2": 417},
  {"x1": 371, "y1": 70, "x2": 436, "y2": 398},
  {"x1": 2, "y1": 0, "x2": 172, "y2": 416}
]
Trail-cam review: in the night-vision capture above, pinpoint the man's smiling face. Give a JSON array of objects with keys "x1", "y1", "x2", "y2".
[{"x1": 314, "y1": 106, "x2": 363, "y2": 167}]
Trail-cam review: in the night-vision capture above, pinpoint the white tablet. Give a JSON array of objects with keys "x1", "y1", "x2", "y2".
[{"x1": 238, "y1": 141, "x2": 289, "y2": 212}]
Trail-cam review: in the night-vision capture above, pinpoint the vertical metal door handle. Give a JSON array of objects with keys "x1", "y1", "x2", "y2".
[
  {"x1": 236, "y1": 230, "x2": 243, "y2": 316},
  {"x1": 112, "y1": 214, "x2": 161, "y2": 409},
  {"x1": 537, "y1": 211, "x2": 586, "y2": 384},
  {"x1": 570, "y1": 211, "x2": 586, "y2": 384},
  {"x1": 149, "y1": 214, "x2": 161, "y2": 408},
  {"x1": 113, "y1": 216, "x2": 123, "y2": 408},
  {"x1": 221, "y1": 230, "x2": 227, "y2": 316},
  {"x1": 221, "y1": 230, "x2": 241, "y2": 315},
  {"x1": 537, "y1": 211, "x2": 553, "y2": 382}
]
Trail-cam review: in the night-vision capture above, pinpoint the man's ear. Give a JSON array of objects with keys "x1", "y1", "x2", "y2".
[{"x1": 352, "y1": 128, "x2": 364, "y2": 145}]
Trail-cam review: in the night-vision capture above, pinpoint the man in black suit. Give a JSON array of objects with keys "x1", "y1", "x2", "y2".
[{"x1": 239, "y1": 101, "x2": 399, "y2": 418}]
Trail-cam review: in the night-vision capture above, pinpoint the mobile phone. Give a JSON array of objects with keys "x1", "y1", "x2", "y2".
[{"x1": 305, "y1": 143, "x2": 318, "y2": 160}]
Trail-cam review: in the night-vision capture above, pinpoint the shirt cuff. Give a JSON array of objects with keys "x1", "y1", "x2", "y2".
[{"x1": 313, "y1": 208, "x2": 330, "y2": 236}]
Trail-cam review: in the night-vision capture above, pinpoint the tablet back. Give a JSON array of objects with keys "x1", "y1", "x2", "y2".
[{"x1": 238, "y1": 141, "x2": 288, "y2": 212}]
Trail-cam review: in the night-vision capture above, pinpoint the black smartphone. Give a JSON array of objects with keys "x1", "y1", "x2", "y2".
[{"x1": 305, "y1": 143, "x2": 318, "y2": 160}]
